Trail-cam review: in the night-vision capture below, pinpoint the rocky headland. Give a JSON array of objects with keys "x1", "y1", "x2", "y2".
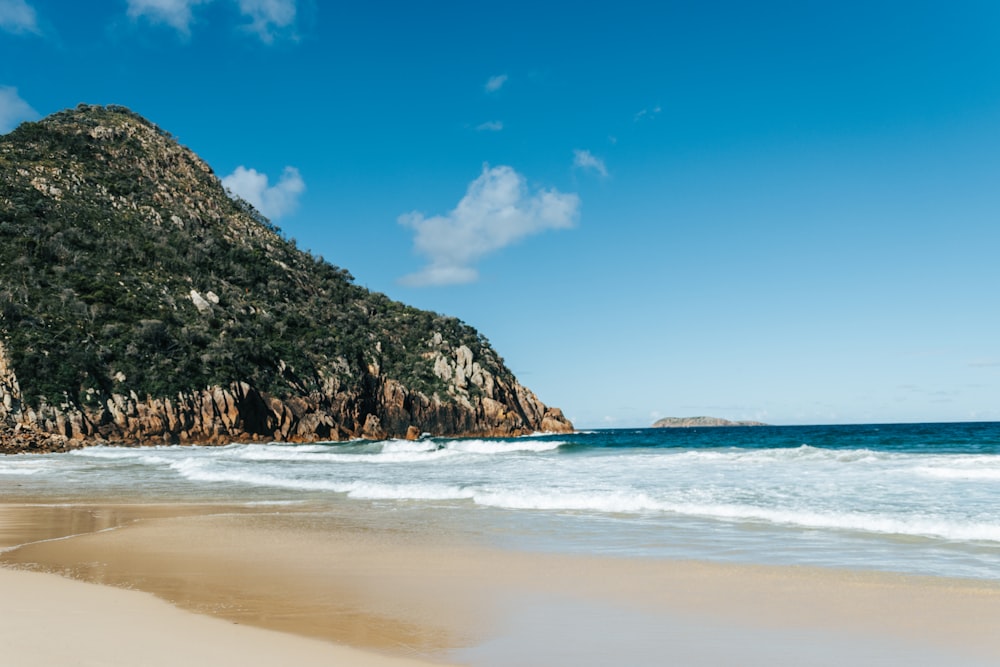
[
  {"x1": 0, "y1": 105, "x2": 572, "y2": 454},
  {"x1": 651, "y1": 416, "x2": 768, "y2": 428}
]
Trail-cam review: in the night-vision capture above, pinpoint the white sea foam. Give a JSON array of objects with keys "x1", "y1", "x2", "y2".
[
  {"x1": 473, "y1": 489, "x2": 664, "y2": 514},
  {"x1": 380, "y1": 440, "x2": 439, "y2": 453},
  {"x1": 168, "y1": 458, "x2": 474, "y2": 500},
  {"x1": 207, "y1": 438, "x2": 563, "y2": 463},
  {"x1": 150, "y1": 441, "x2": 1000, "y2": 548},
  {"x1": 68, "y1": 446, "x2": 155, "y2": 459},
  {"x1": 734, "y1": 445, "x2": 888, "y2": 463},
  {"x1": 241, "y1": 444, "x2": 339, "y2": 455},
  {"x1": 914, "y1": 466, "x2": 1000, "y2": 481},
  {"x1": 233, "y1": 446, "x2": 457, "y2": 464},
  {"x1": 464, "y1": 490, "x2": 1000, "y2": 542},
  {"x1": 441, "y1": 439, "x2": 565, "y2": 454},
  {"x1": 8, "y1": 427, "x2": 1000, "y2": 580},
  {"x1": 344, "y1": 482, "x2": 474, "y2": 501},
  {"x1": 168, "y1": 458, "x2": 352, "y2": 492},
  {"x1": 16, "y1": 435, "x2": 1000, "y2": 565},
  {"x1": 68, "y1": 447, "x2": 170, "y2": 460},
  {"x1": 0, "y1": 463, "x2": 49, "y2": 475},
  {"x1": 65, "y1": 447, "x2": 174, "y2": 466},
  {"x1": 658, "y1": 502, "x2": 1000, "y2": 543},
  {"x1": 668, "y1": 445, "x2": 888, "y2": 465}
]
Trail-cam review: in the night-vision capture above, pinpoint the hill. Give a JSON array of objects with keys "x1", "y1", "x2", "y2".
[
  {"x1": 0, "y1": 104, "x2": 571, "y2": 452},
  {"x1": 651, "y1": 416, "x2": 767, "y2": 428}
]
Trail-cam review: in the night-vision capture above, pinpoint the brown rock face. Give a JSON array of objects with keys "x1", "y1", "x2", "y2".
[{"x1": 0, "y1": 343, "x2": 573, "y2": 454}]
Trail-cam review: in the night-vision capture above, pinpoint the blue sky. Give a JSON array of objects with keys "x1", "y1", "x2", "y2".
[{"x1": 3, "y1": 1, "x2": 1000, "y2": 427}]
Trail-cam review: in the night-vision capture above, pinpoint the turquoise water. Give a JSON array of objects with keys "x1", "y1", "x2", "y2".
[{"x1": 3, "y1": 422, "x2": 999, "y2": 579}]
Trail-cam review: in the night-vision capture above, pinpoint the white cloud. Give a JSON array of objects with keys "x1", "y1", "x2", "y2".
[
  {"x1": 0, "y1": 86, "x2": 38, "y2": 133},
  {"x1": 476, "y1": 120, "x2": 503, "y2": 132},
  {"x1": 236, "y1": 0, "x2": 295, "y2": 43},
  {"x1": 634, "y1": 105, "x2": 661, "y2": 121},
  {"x1": 485, "y1": 74, "x2": 508, "y2": 92},
  {"x1": 126, "y1": 0, "x2": 296, "y2": 41},
  {"x1": 398, "y1": 164, "x2": 579, "y2": 287},
  {"x1": 222, "y1": 165, "x2": 305, "y2": 220},
  {"x1": 126, "y1": 0, "x2": 210, "y2": 35},
  {"x1": 0, "y1": 0, "x2": 38, "y2": 34},
  {"x1": 573, "y1": 149, "x2": 608, "y2": 177}
]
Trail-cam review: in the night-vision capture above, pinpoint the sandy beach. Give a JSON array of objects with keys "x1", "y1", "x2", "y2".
[
  {"x1": 0, "y1": 567, "x2": 444, "y2": 667},
  {"x1": 2, "y1": 500, "x2": 1000, "y2": 666}
]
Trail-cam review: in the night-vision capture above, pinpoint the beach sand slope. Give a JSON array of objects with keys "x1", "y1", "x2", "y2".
[{"x1": 0, "y1": 567, "x2": 444, "y2": 667}]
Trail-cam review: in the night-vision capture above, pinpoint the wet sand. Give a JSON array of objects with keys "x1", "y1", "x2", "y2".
[{"x1": 3, "y1": 501, "x2": 1000, "y2": 666}]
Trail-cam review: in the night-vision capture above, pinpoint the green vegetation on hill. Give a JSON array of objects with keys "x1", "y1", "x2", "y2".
[{"x1": 0, "y1": 105, "x2": 499, "y2": 410}]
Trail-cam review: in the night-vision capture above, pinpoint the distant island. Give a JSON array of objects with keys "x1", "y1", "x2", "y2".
[{"x1": 652, "y1": 416, "x2": 768, "y2": 428}]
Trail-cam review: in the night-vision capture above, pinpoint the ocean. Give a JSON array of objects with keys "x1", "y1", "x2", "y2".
[{"x1": 3, "y1": 422, "x2": 999, "y2": 581}]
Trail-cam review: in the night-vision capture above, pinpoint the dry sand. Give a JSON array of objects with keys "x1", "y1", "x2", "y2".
[
  {"x1": 0, "y1": 567, "x2": 445, "y2": 667},
  {"x1": 3, "y1": 501, "x2": 1000, "y2": 666}
]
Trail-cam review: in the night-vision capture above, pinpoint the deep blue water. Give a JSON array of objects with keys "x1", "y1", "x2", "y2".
[{"x1": 571, "y1": 421, "x2": 1000, "y2": 455}]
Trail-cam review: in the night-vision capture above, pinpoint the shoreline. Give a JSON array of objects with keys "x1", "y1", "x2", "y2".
[{"x1": 2, "y1": 500, "x2": 1000, "y2": 665}]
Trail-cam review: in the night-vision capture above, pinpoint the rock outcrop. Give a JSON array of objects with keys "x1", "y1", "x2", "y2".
[
  {"x1": 0, "y1": 105, "x2": 572, "y2": 453},
  {"x1": 0, "y1": 362, "x2": 571, "y2": 454},
  {"x1": 651, "y1": 416, "x2": 767, "y2": 428}
]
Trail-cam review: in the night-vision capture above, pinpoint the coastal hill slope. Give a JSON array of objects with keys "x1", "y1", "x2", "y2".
[
  {"x1": 652, "y1": 416, "x2": 767, "y2": 428},
  {"x1": 0, "y1": 104, "x2": 572, "y2": 453}
]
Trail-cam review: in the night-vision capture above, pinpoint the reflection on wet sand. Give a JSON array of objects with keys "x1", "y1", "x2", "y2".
[
  {"x1": 0, "y1": 504, "x2": 474, "y2": 659},
  {"x1": 4, "y1": 500, "x2": 1000, "y2": 666}
]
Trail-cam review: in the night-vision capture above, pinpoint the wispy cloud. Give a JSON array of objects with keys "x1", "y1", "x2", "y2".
[
  {"x1": 236, "y1": 0, "x2": 296, "y2": 43},
  {"x1": 485, "y1": 74, "x2": 508, "y2": 93},
  {"x1": 634, "y1": 105, "x2": 661, "y2": 121},
  {"x1": 476, "y1": 120, "x2": 503, "y2": 132},
  {"x1": 0, "y1": 0, "x2": 38, "y2": 34},
  {"x1": 969, "y1": 359, "x2": 1000, "y2": 368},
  {"x1": 573, "y1": 149, "x2": 608, "y2": 177},
  {"x1": 126, "y1": 0, "x2": 210, "y2": 35},
  {"x1": 0, "y1": 86, "x2": 38, "y2": 133},
  {"x1": 126, "y1": 0, "x2": 297, "y2": 42},
  {"x1": 222, "y1": 165, "x2": 305, "y2": 220},
  {"x1": 398, "y1": 164, "x2": 579, "y2": 287}
]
